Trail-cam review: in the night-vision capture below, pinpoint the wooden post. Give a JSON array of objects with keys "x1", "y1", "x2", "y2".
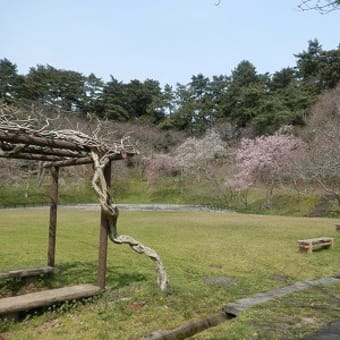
[
  {"x1": 97, "y1": 161, "x2": 111, "y2": 289},
  {"x1": 48, "y1": 166, "x2": 59, "y2": 267},
  {"x1": 307, "y1": 241, "x2": 313, "y2": 254}
]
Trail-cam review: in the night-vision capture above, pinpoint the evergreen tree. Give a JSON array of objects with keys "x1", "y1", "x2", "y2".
[
  {"x1": 81, "y1": 73, "x2": 104, "y2": 115},
  {"x1": 318, "y1": 46, "x2": 340, "y2": 88},
  {"x1": 171, "y1": 75, "x2": 215, "y2": 134},
  {"x1": 0, "y1": 58, "x2": 24, "y2": 104},
  {"x1": 223, "y1": 60, "x2": 264, "y2": 128},
  {"x1": 102, "y1": 76, "x2": 129, "y2": 121},
  {"x1": 270, "y1": 67, "x2": 296, "y2": 91},
  {"x1": 24, "y1": 65, "x2": 85, "y2": 111},
  {"x1": 295, "y1": 39, "x2": 323, "y2": 83},
  {"x1": 140, "y1": 79, "x2": 165, "y2": 122},
  {"x1": 172, "y1": 83, "x2": 195, "y2": 131},
  {"x1": 295, "y1": 40, "x2": 340, "y2": 92},
  {"x1": 162, "y1": 84, "x2": 176, "y2": 117}
]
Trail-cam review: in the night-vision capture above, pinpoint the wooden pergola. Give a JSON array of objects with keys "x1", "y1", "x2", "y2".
[{"x1": 0, "y1": 116, "x2": 137, "y2": 317}]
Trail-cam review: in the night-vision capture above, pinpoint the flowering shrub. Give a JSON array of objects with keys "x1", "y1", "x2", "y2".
[
  {"x1": 146, "y1": 154, "x2": 179, "y2": 184},
  {"x1": 237, "y1": 134, "x2": 304, "y2": 185},
  {"x1": 174, "y1": 130, "x2": 228, "y2": 178},
  {"x1": 145, "y1": 130, "x2": 230, "y2": 198},
  {"x1": 228, "y1": 133, "x2": 305, "y2": 206}
]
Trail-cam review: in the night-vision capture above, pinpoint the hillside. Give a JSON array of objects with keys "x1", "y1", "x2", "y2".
[{"x1": 0, "y1": 85, "x2": 339, "y2": 217}]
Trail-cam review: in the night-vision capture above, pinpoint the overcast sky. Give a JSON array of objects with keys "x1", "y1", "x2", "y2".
[{"x1": 1, "y1": 0, "x2": 339, "y2": 86}]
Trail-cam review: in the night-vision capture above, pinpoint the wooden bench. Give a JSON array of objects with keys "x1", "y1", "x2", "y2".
[
  {"x1": 0, "y1": 266, "x2": 54, "y2": 280},
  {"x1": 336, "y1": 224, "x2": 340, "y2": 232},
  {"x1": 0, "y1": 284, "x2": 102, "y2": 320},
  {"x1": 298, "y1": 237, "x2": 334, "y2": 254}
]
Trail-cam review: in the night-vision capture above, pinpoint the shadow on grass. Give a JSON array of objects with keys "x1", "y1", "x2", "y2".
[
  {"x1": 0, "y1": 261, "x2": 147, "y2": 298},
  {"x1": 47, "y1": 261, "x2": 147, "y2": 289},
  {"x1": 0, "y1": 262, "x2": 147, "y2": 326}
]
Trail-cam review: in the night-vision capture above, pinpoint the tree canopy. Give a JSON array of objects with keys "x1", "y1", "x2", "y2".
[{"x1": 1, "y1": 40, "x2": 339, "y2": 137}]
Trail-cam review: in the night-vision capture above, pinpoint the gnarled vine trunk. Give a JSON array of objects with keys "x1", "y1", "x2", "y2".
[{"x1": 91, "y1": 151, "x2": 169, "y2": 292}]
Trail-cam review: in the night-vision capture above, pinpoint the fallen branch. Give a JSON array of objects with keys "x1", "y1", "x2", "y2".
[{"x1": 145, "y1": 312, "x2": 231, "y2": 340}]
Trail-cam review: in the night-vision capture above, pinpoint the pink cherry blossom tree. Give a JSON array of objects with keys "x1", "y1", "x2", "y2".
[
  {"x1": 228, "y1": 133, "x2": 305, "y2": 207},
  {"x1": 174, "y1": 130, "x2": 229, "y2": 181},
  {"x1": 145, "y1": 130, "x2": 231, "y2": 201},
  {"x1": 146, "y1": 154, "x2": 179, "y2": 185}
]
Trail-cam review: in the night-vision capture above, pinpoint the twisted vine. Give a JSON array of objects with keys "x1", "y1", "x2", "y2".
[{"x1": 91, "y1": 151, "x2": 169, "y2": 292}]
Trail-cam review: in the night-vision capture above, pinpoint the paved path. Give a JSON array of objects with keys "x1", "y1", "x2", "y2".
[
  {"x1": 224, "y1": 277, "x2": 339, "y2": 317},
  {"x1": 146, "y1": 277, "x2": 340, "y2": 340},
  {"x1": 223, "y1": 277, "x2": 340, "y2": 339},
  {"x1": 61, "y1": 203, "x2": 231, "y2": 212},
  {"x1": 1, "y1": 203, "x2": 233, "y2": 213},
  {"x1": 304, "y1": 320, "x2": 340, "y2": 339}
]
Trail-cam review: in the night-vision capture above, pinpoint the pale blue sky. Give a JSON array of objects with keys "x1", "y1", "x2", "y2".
[{"x1": 1, "y1": 0, "x2": 339, "y2": 86}]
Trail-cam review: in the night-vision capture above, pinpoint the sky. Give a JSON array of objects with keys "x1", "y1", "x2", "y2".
[{"x1": 1, "y1": 0, "x2": 339, "y2": 86}]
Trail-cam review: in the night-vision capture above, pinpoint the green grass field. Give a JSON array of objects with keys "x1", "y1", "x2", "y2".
[{"x1": 1, "y1": 208, "x2": 340, "y2": 339}]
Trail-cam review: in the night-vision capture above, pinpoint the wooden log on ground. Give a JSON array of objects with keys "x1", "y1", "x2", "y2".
[
  {"x1": 146, "y1": 312, "x2": 230, "y2": 340},
  {"x1": 0, "y1": 284, "x2": 102, "y2": 316},
  {"x1": 0, "y1": 266, "x2": 54, "y2": 280}
]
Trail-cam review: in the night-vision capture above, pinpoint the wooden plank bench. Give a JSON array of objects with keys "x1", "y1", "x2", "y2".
[
  {"x1": 298, "y1": 237, "x2": 334, "y2": 254},
  {"x1": 336, "y1": 224, "x2": 340, "y2": 232},
  {"x1": 0, "y1": 284, "x2": 102, "y2": 320},
  {"x1": 0, "y1": 266, "x2": 54, "y2": 280}
]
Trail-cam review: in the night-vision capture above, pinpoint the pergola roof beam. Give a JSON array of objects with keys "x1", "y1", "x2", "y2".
[
  {"x1": 0, "y1": 143, "x2": 88, "y2": 158},
  {"x1": 0, "y1": 131, "x2": 88, "y2": 152},
  {"x1": 0, "y1": 153, "x2": 66, "y2": 162}
]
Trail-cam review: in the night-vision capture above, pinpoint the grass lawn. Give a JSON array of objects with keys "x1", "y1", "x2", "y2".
[{"x1": 0, "y1": 208, "x2": 340, "y2": 339}]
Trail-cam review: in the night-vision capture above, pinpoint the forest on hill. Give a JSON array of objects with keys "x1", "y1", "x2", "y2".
[
  {"x1": 1, "y1": 39, "x2": 340, "y2": 137},
  {"x1": 0, "y1": 39, "x2": 340, "y2": 216}
]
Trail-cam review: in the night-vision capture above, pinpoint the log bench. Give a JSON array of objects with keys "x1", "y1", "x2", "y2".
[
  {"x1": 298, "y1": 237, "x2": 334, "y2": 254},
  {"x1": 0, "y1": 266, "x2": 54, "y2": 280},
  {"x1": 0, "y1": 284, "x2": 102, "y2": 320}
]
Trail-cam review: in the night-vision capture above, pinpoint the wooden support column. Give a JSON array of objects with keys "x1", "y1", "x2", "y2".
[
  {"x1": 97, "y1": 161, "x2": 112, "y2": 289},
  {"x1": 48, "y1": 166, "x2": 59, "y2": 267}
]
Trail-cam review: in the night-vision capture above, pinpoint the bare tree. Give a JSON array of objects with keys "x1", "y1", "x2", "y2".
[
  {"x1": 302, "y1": 87, "x2": 340, "y2": 205},
  {"x1": 216, "y1": 0, "x2": 340, "y2": 13},
  {"x1": 298, "y1": 0, "x2": 340, "y2": 13}
]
